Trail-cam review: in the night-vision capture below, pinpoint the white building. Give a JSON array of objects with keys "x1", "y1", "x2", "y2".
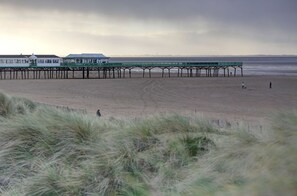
[
  {"x1": 63, "y1": 53, "x2": 109, "y2": 64},
  {"x1": 0, "y1": 55, "x2": 29, "y2": 67},
  {"x1": 34, "y1": 55, "x2": 61, "y2": 67},
  {"x1": 0, "y1": 54, "x2": 61, "y2": 67}
]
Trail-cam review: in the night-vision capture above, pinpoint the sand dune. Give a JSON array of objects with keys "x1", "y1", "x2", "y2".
[{"x1": 1, "y1": 76, "x2": 296, "y2": 123}]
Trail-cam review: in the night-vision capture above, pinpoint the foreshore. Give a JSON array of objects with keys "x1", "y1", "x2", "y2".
[{"x1": 1, "y1": 75, "x2": 296, "y2": 124}]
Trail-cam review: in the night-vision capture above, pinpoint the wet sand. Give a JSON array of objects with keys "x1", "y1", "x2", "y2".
[{"x1": 1, "y1": 75, "x2": 297, "y2": 123}]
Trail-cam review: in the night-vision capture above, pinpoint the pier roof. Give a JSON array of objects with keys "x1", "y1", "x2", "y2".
[
  {"x1": 35, "y1": 55, "x2": 60, "y2": 58},
  {"x1": 65, "y1": 53, "x2": 109, "y2": 59},
  {"x1": 0, "y1": 55, "x2": 28, "y2": 58},
  {"x1": 0, "y1": 55, "x2": 60, "y2": 58}
]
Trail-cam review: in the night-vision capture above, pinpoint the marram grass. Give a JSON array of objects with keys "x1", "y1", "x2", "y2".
[{"x1": 0, "y1": 92, "x2": 296, "y2": 195}]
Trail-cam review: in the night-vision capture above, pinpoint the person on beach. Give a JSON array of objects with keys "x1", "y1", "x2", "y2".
[
  {"x1": 269, "y1": 82, "x2": 272, "y2": 89},
  {"x1": 241, "y1": 82, "x2": 245, "y2": 89},
  {"x1": 96, "y1": 109, "x2": 101, "y2": 117}
]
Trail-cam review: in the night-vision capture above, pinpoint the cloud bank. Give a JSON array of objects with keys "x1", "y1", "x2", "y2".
[{"x1": 0, "y1": 0, "x2": 296, "y2": 55}]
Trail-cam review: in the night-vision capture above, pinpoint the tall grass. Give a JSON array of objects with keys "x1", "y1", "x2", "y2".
[
  {"x1": 0, "y1": 92, "x2": 36, "y2": 117},
  {"x1": 0, "y1": 92, "x2": 296, "y2": 195}
]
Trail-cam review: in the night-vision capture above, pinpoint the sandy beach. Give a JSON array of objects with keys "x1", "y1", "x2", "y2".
[{"x1": 1, "y1": 75, "x2": 296, "y2": 124}]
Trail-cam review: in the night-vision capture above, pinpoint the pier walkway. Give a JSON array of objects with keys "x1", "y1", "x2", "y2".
[{"x1": 0, "y1": 62, "x2": 243, "y2": 80}]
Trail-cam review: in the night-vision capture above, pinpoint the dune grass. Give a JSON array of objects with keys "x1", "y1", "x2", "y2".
[{"x1": 0, "y1": 92, "x2": 296, "y2": 195}]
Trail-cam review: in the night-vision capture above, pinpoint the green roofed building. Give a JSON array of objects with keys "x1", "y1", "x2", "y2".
[{"x1": 63, "y1": 53, "x2": 109, "y2": 64}]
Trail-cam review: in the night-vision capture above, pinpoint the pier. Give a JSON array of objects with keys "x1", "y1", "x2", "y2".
[{"x1": 0, "y1": 62, "x2": 243, "y2": 80}]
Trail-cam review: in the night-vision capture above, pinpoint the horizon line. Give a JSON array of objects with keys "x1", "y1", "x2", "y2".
[{"x1": 1, "y1": 53, "x2": 297, "y2": 58}]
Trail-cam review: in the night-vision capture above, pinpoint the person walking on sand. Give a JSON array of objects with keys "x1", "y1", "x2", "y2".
[
  {"x1": 269, "y1": 82, "x2": 272, "y2": 89},
  {"x1": 241, "y1": 82, "x2": 245, "y2": 89},
  {"x1": 96, "y1": 109, "x2": 101, "y2": 117}
]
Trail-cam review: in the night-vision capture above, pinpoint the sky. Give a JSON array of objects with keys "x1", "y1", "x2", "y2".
[{"x1": 0, "y1": 0, "x2": 297, "y2": 56}]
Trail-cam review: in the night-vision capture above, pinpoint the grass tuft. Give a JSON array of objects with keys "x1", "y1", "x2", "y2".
[
  {"x1": 0, "y1": 92, "x2": 36, "y2": 117},
  {"x1": 180, "y1": 135, "x2": 215, "y2": 157}
]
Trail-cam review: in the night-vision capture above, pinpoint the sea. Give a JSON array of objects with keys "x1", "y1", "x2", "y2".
[{"x1": 109, "y1": 56, "x2": 297, "y2": 76}]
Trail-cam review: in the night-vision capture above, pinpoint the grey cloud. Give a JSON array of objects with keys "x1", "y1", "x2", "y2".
[
  {"x1": 2, "y1": 0, "x2": 297, "y2": 26},
  {"x1": 1, "y1": 0, "x2": 297, "y2": 54}
]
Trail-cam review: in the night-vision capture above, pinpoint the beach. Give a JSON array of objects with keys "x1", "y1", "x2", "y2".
[{"x1": 1, "y1": 75, "x2": 296, "y2": 123}]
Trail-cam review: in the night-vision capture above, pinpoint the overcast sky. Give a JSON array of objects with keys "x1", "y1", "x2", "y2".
[{"x1": 0, "y1": 0, "x2": 296, "y2": 56}]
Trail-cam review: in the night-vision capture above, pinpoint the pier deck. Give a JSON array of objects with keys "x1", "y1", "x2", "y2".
[{"x1": 0, "y1": 62, "x2": 243, "y2": 80}]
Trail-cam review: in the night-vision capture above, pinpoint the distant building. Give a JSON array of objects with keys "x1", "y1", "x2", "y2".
[
  {"x1": 34, "y1": 55, "x2": 61, "y2": 67},
  {"x1": 0, "y1": 53, "x2": 109, "y2": 67},
  {"x1": 63, "y1": 53, "x2": 109, "y2": 64},
  {"x1": 0, "y1": 54, "x2": 61, "y2": 67},
  {"x1": 0, "y1": 55, "x2": 29, "y2": 67}
]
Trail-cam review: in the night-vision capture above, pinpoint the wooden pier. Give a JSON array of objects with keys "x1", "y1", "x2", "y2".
[{"x1": 0, "y1": 62, "x2": 243, "y2": 80}]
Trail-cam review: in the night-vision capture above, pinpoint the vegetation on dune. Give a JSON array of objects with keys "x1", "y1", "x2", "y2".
[
  {"x1": 0, "y1": 92, "x2": 296, "y2": 195},
  {"x1": 0, "y1": 92, "x2": 36, "y2": 117}
]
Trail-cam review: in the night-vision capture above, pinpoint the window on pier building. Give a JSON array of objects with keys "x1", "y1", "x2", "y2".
[
  {"x1": 45, "y1": 59, "x2": 52, "y2": 63},
  {"x1": 38, "y1": 59, "x2": 45, "y2": 63},
  {"x1": 53, "y1": 59, "x2": 59, "y2": 63},
  {"x1": 14, "y1": 59, "x2": 21, "y2": 63}
]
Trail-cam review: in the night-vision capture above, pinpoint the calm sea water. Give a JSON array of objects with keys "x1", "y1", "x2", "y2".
[{"x1": 109, "y1": 56, "x2": 297, "y2": 76}]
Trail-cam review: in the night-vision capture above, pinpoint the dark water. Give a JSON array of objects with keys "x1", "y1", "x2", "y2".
[{"x1": 109, "y1": 56, "x2": 297, "y2": 76}]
